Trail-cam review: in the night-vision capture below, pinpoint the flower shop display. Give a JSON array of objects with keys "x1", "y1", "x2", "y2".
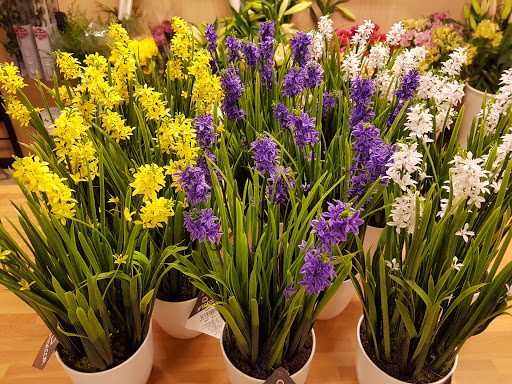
[{"x1": 173, "y1": 132, "x2": 362, "y2": 382}]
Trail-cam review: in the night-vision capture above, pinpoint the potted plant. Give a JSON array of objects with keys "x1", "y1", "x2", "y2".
[
  {"x1": 459, "y1": 0, "x2": 512, "y2": 145},
  {"x1": 173, "y1": 132, "x2": 364, "y2": 383},
  {"x1": 352, "y1": 118, "x2": 512, "y2": 383}
]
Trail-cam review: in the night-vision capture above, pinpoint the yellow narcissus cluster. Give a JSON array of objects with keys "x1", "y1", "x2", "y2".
[
  {"x1": 101, "y1": 109, "x2": 135, "y2": 142},
  {"x1": 473, "y1": 20, "x2": 503, "y2": 47},
  {"x1": 158, "y1": 114, "x2": 199, "y2": 161},
  {"x1": 12, "y1": 156, "x2": 76, "y2": 223}
]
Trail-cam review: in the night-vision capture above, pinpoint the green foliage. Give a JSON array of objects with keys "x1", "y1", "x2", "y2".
[{"x1": 309, "y1": 0, "x2": 354, "y2": 24}]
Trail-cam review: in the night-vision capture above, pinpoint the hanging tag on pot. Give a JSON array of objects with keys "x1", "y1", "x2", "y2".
[
  {"x1": 263, "y1": 367, "x2": 296, "y2": 384},
  {"x1": 186, "y1": 291, "x2": 225, "y2": 338},
  {"x1": 32, "y1": 333, "x2": 59, "y2": 370}
]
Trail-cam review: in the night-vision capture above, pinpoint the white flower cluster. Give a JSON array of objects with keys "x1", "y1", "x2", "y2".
[
  {"x1": 388, "y1": 189, "x2": 424, "y2": 234},
  {"x1": 351, "y1": 20, "x2": 375, "y2": 54},
  {"x1": 477, "y1": 69, "x2": 512, "y2": 135},
  {"x1": 440, "y1": 47, "x2": 467, "y2": 77},
  {"x1": 386, "y1": 142, "x2": 423, "y2": 191},
  {"x1": 484, "y1": 129, "x2": 512, "y2": 191},
  {"x1": 368, "y1": 42, "x2": 390, "y2": 70},
  {"x1": 394, "y1": 46, "x2": 428, "y2": 76},
  {"x1": 341, "y1": 51, "x2": 362, "y2": 81},
  {"x1": 374, "y1": 69, "x2": 395, "y2": 98},
  {"x1": 439, "y1": 153, "x2": 490, "y2": 217},
  {"x1": 405, "y1": 104, "x2": 434, "y2": 143},
  {"x1": 308, "y1": 31, "x2": 324, "y2": 62},
  {"x1": 318, "y1": 15, "x2": 333, "y2": 40},
  {"x1": 386, "y1": 21, "x2": 406, "y2": 46}
]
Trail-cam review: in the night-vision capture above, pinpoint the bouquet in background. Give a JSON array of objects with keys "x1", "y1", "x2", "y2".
[{"x1": 463, "y1": 0, "x2": 512, "y2": 93}]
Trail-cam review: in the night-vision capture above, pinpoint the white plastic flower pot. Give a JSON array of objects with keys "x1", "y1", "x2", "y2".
[
  {"x1": 317, "y1": 276, "x2": 356, "y2": 321},
  {"x1": 56, "y1": 323, "x2": 154, "y2": 384},
  {"x1": 220, "y1": 324, "x2": 316, "y2": 384},
  {"x1": 363, "y1": 225, "x2": 384, "y2": 255},
  {"x1": 356, "y1": 316, "x2": 458, "y2": 384},
  {"x1": 459, "y1": 83, "x2": 492, "y2": 149},
  {"x1": 153, "y1": 297, "x2": 202, "y2": 339}
]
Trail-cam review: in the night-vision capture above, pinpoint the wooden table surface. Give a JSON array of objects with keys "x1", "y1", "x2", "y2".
[{"x1": 0, "y1": 185, "x2": 511, "y2": 384}]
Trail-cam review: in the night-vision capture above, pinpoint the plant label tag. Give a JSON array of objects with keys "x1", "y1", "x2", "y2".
[
  {"x1": 186, "y1": 291, "x2": 225, "y2": 338},
  {"x1": 32, "y1": 333, "x2": 59, "y2": 370},
  {"x1": 263, "y1": 367, "x2": 296, "y2": 384}
]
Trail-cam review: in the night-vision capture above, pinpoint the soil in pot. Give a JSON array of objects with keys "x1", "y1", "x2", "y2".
[
  {"x1": 360, "y1": 321, "x2": 453, "y2": 384},
  {"x1": 58, "y1": 327, "x2": 133, "y2": 373},
  {"x1": 157, "y1": 272, "x2": 195, "y2": 302},
  {"x1": 223, "y1": 333, "x2": 313, "y2": 380}
]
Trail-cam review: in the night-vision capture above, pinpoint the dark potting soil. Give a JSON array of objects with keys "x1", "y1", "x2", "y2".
[
  {"x1": 223, "y1": 333, "x2": 313, "y2": 380},
  {"x1": 360, "y1": 322, "x2": 453, "y2": 384},
  {"x1": 156, "y1": 275, "x2": 195, "y2": 302},
  {"x1": 58, "y1": 328, "x2": 133, "y2": 373}
]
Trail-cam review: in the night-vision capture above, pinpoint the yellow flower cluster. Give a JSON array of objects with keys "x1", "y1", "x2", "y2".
[
  {"x1": 52, "y1": 108, "x2": 99, "y2": 183},
  {"x1": 130, "y1": 164, "x2": 166, "y2": 201},
  {"x1": 188, "y1": 49, "x2": 224, "y2": 111},
  {"x1": 102, "y1": 109, "x2": 135, "y2": 142},
  {"x1": 109, "y1": 25, "x2": 137, "y2": 100},
  {"x1": 56, "y1": 51, "x2": 82, "y2": 80},
  {"x1": 167, "y1": 59, "x2": 184, "y2": 81},
  {"x1": 136, "y1": 84, "x2": 169, "y2": 120},
  {"x1": 0, "y1": 62, "x2": 27, "y2": 94},
  {"x1": 109, "y1": 24, "x2": 131, "y2": 45},
  {"x1": 135, "y1": 197, "x2": 175, "y2": 228},
  {"x1": 12, "y1": 156, "x2": 76, "y2": 222},
  {"x1": 81, "y1": 53, "x2": 123, "y2": 109},
  {"x1": 431, "y1": 27, "x2": 464, "y2": 52},
  {"x1": 473, "y1": 20, "x2": 503, "y2": 47},
  {"x1": 129, "y1": 38, "x2": 158, "y2": 68},
  {"x1": 4, "y1": 96, "x2": 32, "y2": 127},
  {"x1": 402, "y1": 18, "x2": 430, "y2": 30},
  {"x1": 158, "y1": 114, "x2": 200, "y2": 163}
]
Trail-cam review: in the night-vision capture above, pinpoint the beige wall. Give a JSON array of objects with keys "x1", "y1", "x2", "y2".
[{"x1": 57, "y1": 0, "x2": 470, "y2": 31}]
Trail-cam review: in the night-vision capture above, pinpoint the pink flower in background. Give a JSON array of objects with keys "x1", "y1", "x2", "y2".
[
  {"x1": 430, "y1": 11, "x2": 450, "y2": 21},
  {"x1": 414, "y1": 30, "x2": 435, "y2": 47},
  {"x1": 152, "y1": 26, "x2": 167, "y2": 47},
  {"x1": 162, "y1": 20, "x2": 173, "y2": 34},
  {"x1": 400, "y1": 30, "x2": 415, "y2": 47}
]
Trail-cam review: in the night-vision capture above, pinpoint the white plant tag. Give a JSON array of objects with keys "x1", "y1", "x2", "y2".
[{"x1": 185, "y1": 291, "x2": 225, "y2": 338}]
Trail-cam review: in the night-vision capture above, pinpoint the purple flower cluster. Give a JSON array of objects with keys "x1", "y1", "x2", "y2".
[
  {"x1": 310, "y1": 200, "x2": 364, "y2": 253},
  {"x1": 221, "y1": 66, "x2": 247, "y2": 121},
  {"x1": 347, "y1": 122, "x2": 395, "y2": 199},
  {"x1": 298, "y1": 246, "x2": 337, "y2": 295},
  {"x1": 225, "y1": 36, "x2": 243, "y2": 63},
  {"x1": 183, "y1": 208, "x2": 223, "y2": 243},
  {"x1": 386, "y1": 69, "x2": 420, "y2": 126},
  {"x1": 305, "y1": 63, "x2": 324, "y2": 90},
  {"x1": 321, "y1": 92, "x2": 339, "y2": 117},
  {"x1": 282, "y1": 66, "x2": 306, "y2": 97},
  {"x1": 196, "y1": 150, "x2": 223, "y2": 185},
  {"x1": 174, "y1": 165, "x2": 211, "y2": 205},
  {"x1": 193, "y1": 113, "x2": 218, "y2": 149},
  {"x1": 272, "y1": 102, "x2": 290, "y2": 128},
  {"x1": 250, "y1": 136, "x2": 281, "y2": 176},
  {"x1": 290, "y1": 32, "x2": 312, "y2": 68},
  {"x1": 349, "y1": 77, "x2": 376, "y2": 128},
  {"x1": 242, "y1": 42, "x2": 259, "y2": 68},
  {"x1": 258, "y1": 21, "x2": 276, "y2": 90},
  {"x1": 266, "y1": 165, "x2": 295, "y2": 205},
  {"x1": 288, "y1": 111, "x2": 319, "y2": 151},
  {"x1": 205, "y1": 24, "x2": 219, "y2": 72}
]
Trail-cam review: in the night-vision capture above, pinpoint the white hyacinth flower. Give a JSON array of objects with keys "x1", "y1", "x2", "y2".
[
  {"x1": 368, "y1": 42, "x2": 390, "y2": 70},
  {"x1": 388, "y1": 189, "x2": 424, "y2": 234},
  {"x1": 307, "y1": 31, "x2": 324, "y2": 62},
  {"x1": 506, "y1": 284, "x2": 512, "y2": 297},
  {"x1": 455, "y1": 223, "x2": 475, "y2": 243},
  {"x1": 318, "y1": 15, "x2": 333, "y2": 41},
  {"x1": 385, "y1": 258, "x2": 400, "y2": 271},
  {"x1": 341, "y1": 51, "x2": 361, "y2": 81},
  {"x1": 441, "y1": 47, "x2": 467, "y2": 77},
  {"x1": 386, "y1": 21, "x2": 406, "y2": 46},
  {"x1": 386, "y1": 142, "x2": 423, "y2": 190},
  {"x1": 405, "y1": 104, "x2": 434, "y2": 143},
  {"x1": 351, "y1": 20, "x2": 375, "y2": 55},
  {"x1": 451, "y1": 257, "x2": 464, "y2": 271}
]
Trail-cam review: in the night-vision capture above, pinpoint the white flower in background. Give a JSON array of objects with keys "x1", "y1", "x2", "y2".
[
  {"x1": 386, "y1": 142, "x2": 423, "y2": 190},
  {"x1": 434, "y1": 106, "x2": 458, "y2": 129},
  {"x1": 368, "y1": 42, "x2": 390, "y2": 70},
  {"x1": 441, "y1": 47, "x2": 467, "y2": 77},
  {"x1": 386, "y1": 21, "x2": 405, "y2": 46},
  {"x1": 388, "y1": 189, "x2": 424, "y2": 234},
  {"x1": 485, "y1": 130, "x2": 512, "y2": 191},
  {"x1": 385, "y1": 258, "x2": 400, "y2": 271},
  {"x1": 341, "y1": 51, "x2": 362, "y2": 81},
  {"x1": 436, "y1": 80, "x2": 465, "y2": 106},
  {"x1": 318, "y1": 15, "x2": 333, "y2": 40},
  {"x1": 506, "y1": 284, "x2": 512, "y2": 297},
  {"x1": 351, "y1": 20, "x2": 375, "y2": 54},
  {"x1": 439, "y1": 152, "x2": 490, "y2": 217},
  {"x1": 455, "y1": 223, "x2": 475, "y2": 243},
  {"x1": 451, "y1": 256, "x2": 464, "y2": 271},
  {"x1": 308, "y1": 31, "x2": 324, "y2": 62},
  {"x1": 374, "y1": 69, "x2": 395, "y2": 98},
  {"x1": 394, "y1": 46, "x2": 428, "y2": 75},
  {"x1": 476, "y1": 69, "x2": 512, "y2": 135},
  {"x1": 417, "y1": 72, "x2": 439, "y2": 100},
  {"x1": 405, "y1": 104, "x2": 434, "y2": 143}
]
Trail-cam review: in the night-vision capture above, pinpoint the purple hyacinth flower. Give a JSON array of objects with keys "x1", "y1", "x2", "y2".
[
  {"x1": 272, "y1": 102, "x2": 292, "y2": 130},
  {"x1": 196, "y1": 150, "x2": 223, "y2": 185},
  {"x1": 321, "y1": 92, "x2": 339, "y2": 117},
  {"x1": 205, "y1": 24, "x2": 219, "y2": 72},
  {"x1": 258, "y1": 21, "x2": 276, "y2": 90},
  {"x1": 387, "y1": 69, "x2": 420, "y2": 126},
  {"x1": 290, "y1": 31, "x2": 313, "y2": 68},
  {"x1": 250, "y1": 136, "x2": 281, "y2": 176},
  {"x1": 221, "y1": 66, "x2": 247, "y2": 121},
  {"x1": 266, "y1": 165, "x2": 295, "y2": 204},
  {"x1": 305, "y1": 63, "x2": 324, "y2": 90},
  {"x1": 174, "y1": 165, "x2": 211, "y2": 205},
  {"x1": 289, "y1": 111, "x2": 319, "y2": 151},
  {"x1": 348, "y1": 77, "x2": 376, "y2": 128},
  {"x1": 258, "y1": 20, "x2": 276, "y2": 41},
  {"x1": 299, "y1": 246, "x2": 337, "y2": 295},
  {"x1": 193, "y1": 113, "x2": 218, "y2": 149},
  {"x1": 282, "y1": 66, "x2": 307, "y2": 97},
  {"x1": 225, "y1": 36, "x2": 243, "y2": 63},
  {"x1": 283, "y1": 281, "x2": 296, "y2": 300},
  {"x1": 301, "y1": 183, "x2": 311, "y2": 192},
  {"x1": 242, "y1": 41, "x2": 259, "y2": 68},
  {"x1": 183, "y1": 208, "x2": 223, "y2": 243}
]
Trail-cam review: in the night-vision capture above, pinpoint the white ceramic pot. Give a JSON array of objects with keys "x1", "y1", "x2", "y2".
[
  {"x1": 56, "y1": 323, "x2": 154, "y2": 384},
  {"x1": 363, "y1": 225, "x2": 384, "y2": 256},
  {"x1": 356, "y1": 316, "x2": 458, "y2": 384},
  {"x1": 459, "y1": 83, "x2": 492, "y2": 149},
  {"x1": 220, "y1": 324, "x2": 316, "y2": 384},
  {"x1": 317, "y1": 276, "x2": 356, "y2": 321},
  {"x1": 153, "y1": 297, "x2": 202, "y2": 339}
]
